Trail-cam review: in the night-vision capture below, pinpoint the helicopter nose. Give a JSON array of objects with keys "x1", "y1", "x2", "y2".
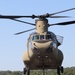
[
  {"x1": 46, "y1": 41, "x2": 56, "y2": 53},
  {"x1": 46, "y1": 42, "x2": 53, "y2": 53},
  {"x1": 32, "y1": 41, "x2": 53, "y2": 50}
]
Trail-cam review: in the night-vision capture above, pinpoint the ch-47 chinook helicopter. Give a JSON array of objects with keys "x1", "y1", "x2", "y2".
[{"x1": 0, "y1": 8, "x2": 75, "y2": 75}]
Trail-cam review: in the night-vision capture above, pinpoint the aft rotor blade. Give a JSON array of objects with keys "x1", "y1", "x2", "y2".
[
  {"x1": 50, "y1": 20, "x2": 75, "y2": 26},
  {"x1": 0, "y1": 8, "x2": 75, "y2": 19},
  {"x1": 49, "y1": 16, "x2": 69, "y2": 18},
  {"x1": 15, "y1": 28, "x2": 36, "y2": 35},
  {"x1": 11, "y1": 18, "x2": 35, "y2": 26},
  {"x1": 49, "y1": 8, "x2": 75, "y2": 15}
]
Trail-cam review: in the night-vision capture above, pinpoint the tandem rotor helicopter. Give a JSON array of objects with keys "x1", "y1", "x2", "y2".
[{"x1": 1, "y1": 8, "x2": 75, "y2": 75}]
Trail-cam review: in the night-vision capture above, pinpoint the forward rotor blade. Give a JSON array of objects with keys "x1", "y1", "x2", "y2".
[
  {"x1": 15, "y1": 28, "x2": 36, "y2": 35},
  {"x1": 50, "y1": 20, "x2": 75, "y2": 26},
  {"x1": 49, "y1": 8, "x2": 75, "y2": 16},
  {"x1": 0, "y1": 15, "x2": 35, "y2": 25},
  {"x1": 11, "y1": 18, "x2": 35, "y2": 26},
  {"x1": 0, "y1": 15, "x2": 35, "y2": 19}
]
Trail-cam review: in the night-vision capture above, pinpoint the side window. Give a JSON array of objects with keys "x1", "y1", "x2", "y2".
[
  {"x1": 56, "y1": 35, "x2": 63, "y2": 45},
  {"x1": 51, "y1": 33, "x2": 57, "y2": 42}
]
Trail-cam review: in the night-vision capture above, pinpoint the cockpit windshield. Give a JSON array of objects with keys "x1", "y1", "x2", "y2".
[
  {"x1": 32, "y1": 35, "x2": 39, "y2": 41},
  {"x1": 32, "y1": 34, "x2": 52, "y2": 41},
  {"x1": 40, "y1": 35, "x2": 44, "y2": 40},
  {"x1": 46, "y1": 35, "x2": 51, "y2": 40}
]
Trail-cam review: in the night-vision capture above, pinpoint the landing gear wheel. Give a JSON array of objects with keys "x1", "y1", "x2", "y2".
[
  {"x1": 23, "y1": 68, "x2": 27, "y2": 74},
  {"x1": 61, "y1": 66, "x2": 64, "y2": 73},
  {"x1": 23, "y1": 68, "x2": 30, "y2": 75},
  {"x1": 57, "y1": 66, "x2": 64, "y2": 75}
]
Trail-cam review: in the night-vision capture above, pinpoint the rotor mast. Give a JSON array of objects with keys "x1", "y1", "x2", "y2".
[{"x1": 35, "y1": 19, "x2": 49, "y2": 34}]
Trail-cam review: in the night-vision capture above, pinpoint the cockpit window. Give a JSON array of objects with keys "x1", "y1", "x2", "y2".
[
  {"x1": 32, "y1": 34, "x2": 52, "y2": 41},
  {"x1": 32, "y1": 35, "x2": 39, "y2": 40},
  {"x1": 40, "y1": 35, "x2": 44, "y2": 40},
  {"x1": 46, "y1": 34, "x2": 51, "y2": 40}
]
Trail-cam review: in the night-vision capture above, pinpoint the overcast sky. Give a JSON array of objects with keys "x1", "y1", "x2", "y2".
[{"x1": 0, "y1": 0, "x2": 75, "y2": 71}]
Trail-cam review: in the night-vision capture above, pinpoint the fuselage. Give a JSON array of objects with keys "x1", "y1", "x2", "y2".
[{"x1": 23, "y1": 32, "x2": 64, "y2": 70}]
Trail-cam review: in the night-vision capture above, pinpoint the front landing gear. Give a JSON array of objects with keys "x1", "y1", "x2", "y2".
[
  {"x1": 23, "y1": 68, "x2": 30, "y2": 75},
  {"x1": 57, "y1": 66, "x2": 64, "y2": 75}
]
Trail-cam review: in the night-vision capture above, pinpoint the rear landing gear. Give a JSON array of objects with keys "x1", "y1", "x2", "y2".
[
  {"x1": 23, "y1": 68, "x2": 27, "y2": 74},
  {"x1": 23, "y1": 67, "x2": 30, "y2": 75},
  {"x1": 57, "y1": 66, "x2": 64, "y2": 75}
]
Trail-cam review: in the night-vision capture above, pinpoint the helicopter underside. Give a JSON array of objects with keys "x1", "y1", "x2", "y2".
[{"x1": 23, "y1": 49, "x2": 63, "y2": 70}]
